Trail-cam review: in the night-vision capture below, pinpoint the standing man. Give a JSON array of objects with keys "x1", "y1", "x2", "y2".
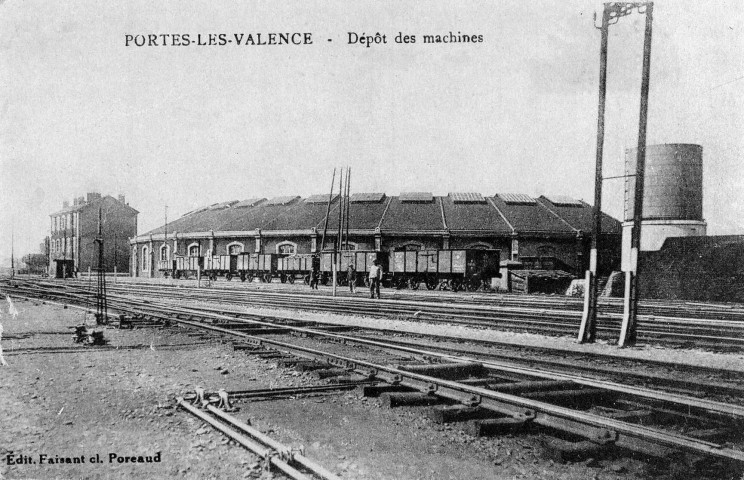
[
  {"x1": 347, "y1": 262, "x2": 356, "y2": 294},
  {"x1": 368, "y1": 259, "x2": 382, "y2": 299},
  {"x1": 309, "y1": 256, "x2": 319, "y2": 290}
]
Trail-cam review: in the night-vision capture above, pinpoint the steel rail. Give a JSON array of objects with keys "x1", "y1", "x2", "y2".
[
  {"x1": 205, "y1": 405, "x2": 342, "y2": 480},
  {"x1": 176, "y1": 399, "x2": 313, "y2": 480},
  {"x1": 7, "y1": 284, "x2": 744, "y2": 413},
  {"x1": 7, "y1": 283, "x2": 744, "y2": 462},
  {"x1": 30, "y1": 277, "x2": 744, "y2": 324},
  {"x1": 166, "y1": 316, "x2": 744, "y2": 463},
  {"x1": 54, "y1": 281, "x2": 744, "y2": 348},
  {"x1": 142, "y1": 300, "x2": 744, "y2": 420}
]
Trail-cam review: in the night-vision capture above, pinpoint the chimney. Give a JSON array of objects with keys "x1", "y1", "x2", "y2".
[
  {"x1": 63, "y1": 200, "x2": 70, "y2": 208},
  {"x1": 117, "y1": 194, "x2": 126, "y2": 204},
  {"x1": 86, "y1": 192, "x2": 101, "y2": 202},
  {"x1": 78, "y1": 196, "x2": 86, "y2": 205}
]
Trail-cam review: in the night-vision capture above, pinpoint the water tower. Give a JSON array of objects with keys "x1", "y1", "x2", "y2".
[{"x1": 621, "y1": 144, "x2": 707, "y2": 270}]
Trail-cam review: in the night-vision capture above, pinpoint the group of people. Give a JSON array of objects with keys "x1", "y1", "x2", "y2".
[{"x1": 308, "y1": 259, "x2": 383, "y2": 299}]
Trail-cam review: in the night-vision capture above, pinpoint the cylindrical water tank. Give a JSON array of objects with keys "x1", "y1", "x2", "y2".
[{"x1": 624, "y1": 144, "x2": 703, "y2": 221}]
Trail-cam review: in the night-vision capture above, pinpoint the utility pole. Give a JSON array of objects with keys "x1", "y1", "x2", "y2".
[
  {"x1": 620, "y1": 2, "x2": 654, "y2": 347},
  {"x1": 320, "y1": 169, "x2": 336, "y2": 253},
  {"x1": 10, "y1": 224, "x2": 15, "y2": 279},
  {"x1": 578, "y1": 2, "x2": 652, "y2": 345},
  {"x1": 94, "y1": 207, "x2": 108, "y2": 324},
  {"x1": 164, "y1": 204, "x2": 168, "y2": 263},
  {"x1": 344, "y1": 168, "x2": 351, "y2": 250},
  {"x1": 333, "y1": 168, "x2": 344, "y2": 297}
]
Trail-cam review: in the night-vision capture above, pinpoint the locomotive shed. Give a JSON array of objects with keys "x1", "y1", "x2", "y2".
[{"x1": 3, "y1": 278, "x2": 744, "y2": 480}]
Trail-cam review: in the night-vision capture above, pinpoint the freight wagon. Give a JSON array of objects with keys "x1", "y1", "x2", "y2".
[
  {"x1": 173, "y1": 256, "x2": 202, "y2": 279},
  {"x1": 389, "y1": 249, "x2": 501, "y2": 291},
  {"x1": 277, "y1": 254, "x2": 317, "y2": 284},
  {"x1": 319, "y1": 250, "x2": 388, "y2": 286}
]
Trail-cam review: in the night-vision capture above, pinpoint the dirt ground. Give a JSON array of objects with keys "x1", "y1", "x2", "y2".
[{"x1": 0, "y1": 297, "x2": 705, "y2": 479}]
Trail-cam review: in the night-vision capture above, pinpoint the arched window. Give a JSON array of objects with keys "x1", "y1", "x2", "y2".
[
  {"x1": 465, "y1": 242, "x2": 493, "y2": 250},
  {"x1": 537, "y1": 245, "x2": 556, "y2": 257},
  {"x1": 227, "y1": 242, "x2": 244, "y2": 255},
  {"x1": 276, "y1": 241, "x2": 297, "y2": 255},
  {"x1": 340, "y1": 242, "x2": 358, "y2": 251},
  {"x1": 396, "y1": 242, "x2": 423, "y2": 251},
  {"x1": 188, "y1": 243, "x2": 200, "y2": 257},
  {"x1": 160, "y1": 244, "x2": 170, "y2": 261},
  {"x1": 142, "y1": 246, "x2": 149, "y2": 271}
]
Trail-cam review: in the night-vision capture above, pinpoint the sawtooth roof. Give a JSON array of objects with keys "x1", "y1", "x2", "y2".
[{"x1": 142, "y1": 193, "x2": 620, "y2": 237}]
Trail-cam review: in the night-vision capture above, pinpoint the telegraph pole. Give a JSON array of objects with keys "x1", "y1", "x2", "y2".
[
  {"x1": 577, "y1": 2, "x2": 653, "y2": 345},
  {"x1": 320, "y1": 169, "x2": 336, "y2": 253},
  {"x1": 94, "y1": 207, "x2": 108, "y2": 324},
  {"x1": 620, "y1": 2, "x2": 654, "y2": 347},
  {"x1": 10, "y1": 224, "x2": 15, "y2": 279},
  {"x1": 578, "y1": 4, "x2": 612, "y2": 343}
]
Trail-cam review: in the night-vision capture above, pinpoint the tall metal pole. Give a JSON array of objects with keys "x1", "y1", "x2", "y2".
[
  {"x1": 578, "y1": 6, "x2": 611, "y2": 344},
  {"x1": 95, "y1": 207, "x2": 108, "y2": 324},
  {"x1": 333, "y1": 168, "x2": 344, "y2": 296},
  {"x1": 344, "y1": 168, "x2": 351, "y2": 250},
  {"x1": 10, "y1": 223, "x2": 15, "y2": 278},
  {"x1": 620, "y1": 2, "x2": 653, "y2": 347},
  {"x1": 164, "y1": 204, "x2": 168, "y2": 263},
  {"x1": 320, "y1": 169, "x2": 336, "y2": 253}
]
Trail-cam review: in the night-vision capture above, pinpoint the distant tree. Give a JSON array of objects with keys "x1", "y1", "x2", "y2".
[{"x1": 22, "y1": 253, "x2": 48, "y2": 272}]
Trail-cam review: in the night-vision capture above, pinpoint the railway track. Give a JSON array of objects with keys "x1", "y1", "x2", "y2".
[
  {"x1": 61, "y1": 275, "x2": 744, "y2": 321},
  {"x1": 9, "y1": 280, "x2": 744, "y2": 401},
  {"x1": 10, "y1": 278, "x2": 744, "y2": 349},
  {"x1": 5, "y1": 279, "x2": 744, "y2": 473}
]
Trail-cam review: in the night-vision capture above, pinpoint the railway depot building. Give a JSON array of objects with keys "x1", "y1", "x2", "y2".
[
  {"x1": 130, "y1": 192, "x2": 621, "y2": 279},
  {"x1": 49, "y1": 193, "x2": 139, "y2": 277}
]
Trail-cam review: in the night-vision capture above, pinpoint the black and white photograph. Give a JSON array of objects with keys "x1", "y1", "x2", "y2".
[{"x1": 1, "y1": 1, "x2": 743, "y2": 479}]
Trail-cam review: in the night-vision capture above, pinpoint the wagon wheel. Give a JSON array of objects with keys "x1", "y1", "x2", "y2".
[
  {"x1": 288, "y1": 275, "x2": 295, "y2": 284},
  {"x1": 240, "y1": 273, "x2": 246, "y2": 282},
  {"x1": 303, "y1": 275, "x2": 310, "y2": 285},
  {"x1": 425, "y1": 275, "x2": 438, "y2": 290},
  {"x1": 438, "y1": 279, "x2": 451, "y2": 291},
  {"x1": 465, "y1": 277, "x2": 480, "y2": 292},
  {"x1": 263, "y1": 274, "x2": 273, "y2": 283},
  {"x1": 280, "y1": 274, "x2": 287, "y2": 284},
  {"x1": 451, "y1": 278, "x2": 462, "y2": 292},
  {"x1": 408, "y1": 277, "x2": 420, "y2": 290},
  {"x1": 225, "y1": 273, "x2": 233, "y2": 281},
  {"x1": 246, "y1": 273, "x2": 254, "y2": 283}
]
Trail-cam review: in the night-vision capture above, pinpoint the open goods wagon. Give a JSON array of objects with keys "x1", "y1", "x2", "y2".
[
  {"x1": 172, "y1": 256, "x2": 202, "y2": 279},
  {"x1": 389, "y1": 249, "x2": 501, "y2": 291},
  {"x1": 319, "y1": 250, "x2": 388, "y2": 286},
  {"x1": 277, "y1": 254, "x2": 317, "y2": 284}
]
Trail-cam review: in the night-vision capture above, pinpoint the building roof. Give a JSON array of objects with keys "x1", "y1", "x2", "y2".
[
  {"x1": 441, "y1": 196, "x2": 512, "y2": 233},
  {"x1": 380, "y1": 196, "x2": 444, "y2": 231},
  {"x1": 491, "y1": 195, "x2": 574, "y2": 234},
  {"x1": 140, "y1": 193, "x2": 620, "y2": 238},
  {"x1": 449, "y1": 192, "x2": 486, "y2": 204},
  {"x1": 536, "y1": 196, "x2": 620, "y2": 233},
  {"x1": 51, "y1": 195, "x2": 139, "y2": 216}
]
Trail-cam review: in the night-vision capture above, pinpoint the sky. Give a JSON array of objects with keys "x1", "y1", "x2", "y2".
[{"x1": 1, "y1": 0, "x2": 742, "y2": 261}]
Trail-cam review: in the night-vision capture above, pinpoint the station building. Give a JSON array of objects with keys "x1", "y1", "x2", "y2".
[
  {"x1": 130, "y1": 192, "x2": 621, "y2": 279},
  {"x1": 49, "y1": 193, "x2": 139, "y2": 277}
]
